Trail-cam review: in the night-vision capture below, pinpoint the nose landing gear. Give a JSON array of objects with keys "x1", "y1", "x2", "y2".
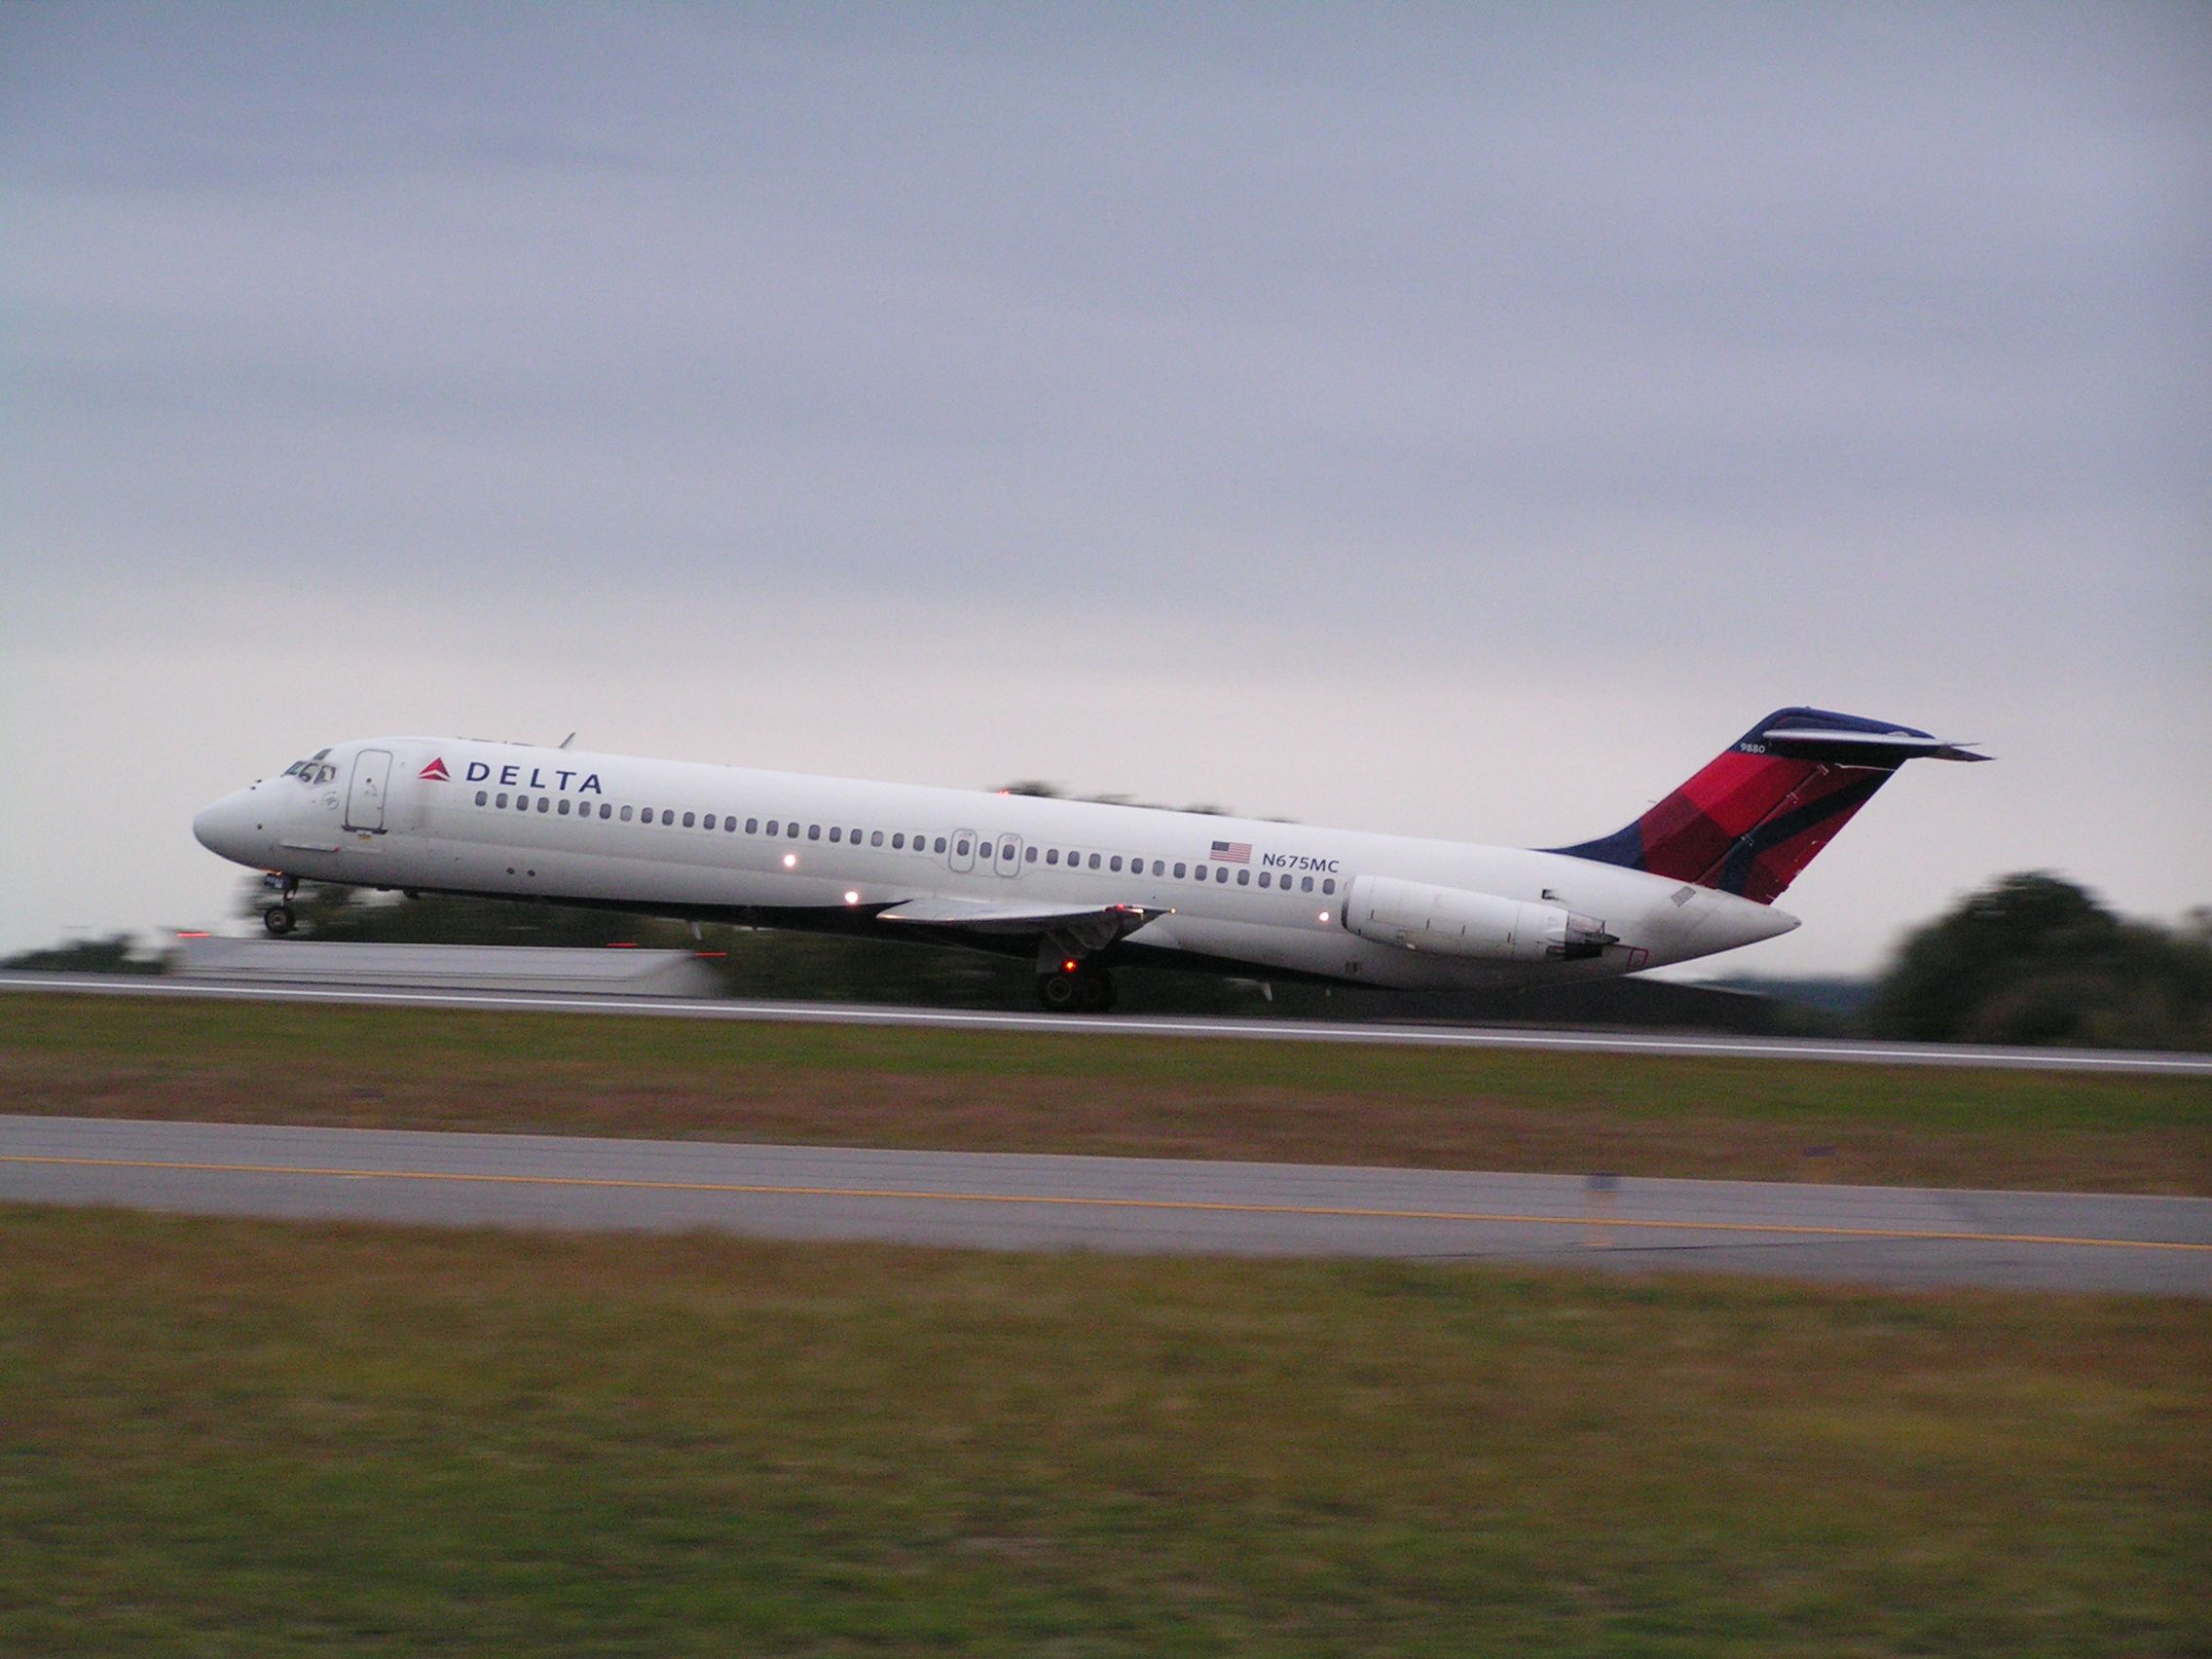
[{"x1": 261, "y1": 873, "x2": 299, "y2": 937}]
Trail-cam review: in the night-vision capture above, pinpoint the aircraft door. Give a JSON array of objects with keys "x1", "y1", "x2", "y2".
[
  {"x1": 949, "y1": 829, "x2": 977, "y2": 873},
  {"x1": 995, "y1": 834, "x2": 1023, "y2": 877},
  {"x1": 344, "y1": 749, "x2": 393, "y2": 831}
]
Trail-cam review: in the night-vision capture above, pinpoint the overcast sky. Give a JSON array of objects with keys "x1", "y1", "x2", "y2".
[{"x1": 2, "y1": 2, "x2": 2205, "y2": 976}]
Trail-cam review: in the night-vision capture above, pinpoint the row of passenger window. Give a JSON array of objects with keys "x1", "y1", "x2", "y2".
[
  {"x1": 973, "y1": 837, "x2": 1337, "y2": 894},
  {"x1": 467, "y1": 790, "x2": 1338, "y2": 896}
]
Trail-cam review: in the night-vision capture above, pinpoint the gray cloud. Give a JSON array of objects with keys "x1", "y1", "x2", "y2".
[{"x1": 2, "y1": 2, "x2": 2205, "y2": 970}]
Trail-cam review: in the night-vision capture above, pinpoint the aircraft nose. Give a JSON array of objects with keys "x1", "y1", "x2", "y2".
[{"x1": 193, "y1": 789, "x2": 265, "y2": 865}]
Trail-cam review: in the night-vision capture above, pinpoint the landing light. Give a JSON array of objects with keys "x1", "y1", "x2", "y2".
[
  {"x1": 1061, "y1": 958, "x2": 1080, "y2": 974},
  {"x1": 782, "y1": 853, "x2": 797, "y2": 868},
  {"x1": 1318, "y1": 910, "x2": 1331, "y2": 924},
  {"x1": 844, "y1": 890, "x2": 861, "y2": 905}
]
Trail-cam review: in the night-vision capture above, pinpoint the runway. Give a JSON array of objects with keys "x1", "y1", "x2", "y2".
[
  {"x1": 7, "y1": 972, "x2": 2209, "y2": 1075},
  {"x1": 5, "y1": 1115, "x2": 2207, "y2": 1295}
]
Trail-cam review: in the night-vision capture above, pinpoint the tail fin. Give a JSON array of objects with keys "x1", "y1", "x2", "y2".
[{"x1": 1551, "y1": 707, "x2": 1987, "y2": 904}]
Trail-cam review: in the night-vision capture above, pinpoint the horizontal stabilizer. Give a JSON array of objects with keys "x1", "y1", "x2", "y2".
[{"x1": 1759, "y1": 726, "x2": 1988, "y2": 765}]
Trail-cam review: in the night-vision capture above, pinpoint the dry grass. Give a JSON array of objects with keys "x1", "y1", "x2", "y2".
[
  {"x1": 3, "y1": 1204, "x2": 2207, "y2": 1655},
  {"x1": 5, "y1": 993, "x2": 2208, "y2": 1193}
]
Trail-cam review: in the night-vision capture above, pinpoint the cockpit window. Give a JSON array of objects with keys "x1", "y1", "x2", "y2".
[{"x1": 281, "y1": 757, "x2": 338, "y2": 784}]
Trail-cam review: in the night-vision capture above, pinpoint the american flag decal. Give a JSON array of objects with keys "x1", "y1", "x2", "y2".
[{"x1": 1210, "y1": 839, "x2": 1252, "y2": 864}]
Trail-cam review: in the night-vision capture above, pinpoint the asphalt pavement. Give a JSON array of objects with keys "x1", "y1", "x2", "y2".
[
  {"x1": 6, "y1": 972, "x2": 2208, "y2": 1074},
  {"x1": 6, "y1": 1114, "x2": 2206, "y2": 1295}
]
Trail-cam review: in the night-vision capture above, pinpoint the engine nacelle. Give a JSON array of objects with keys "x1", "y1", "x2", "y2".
[{"x1": 1344, "y1": 875, "x2": 1616, "y2": 963}]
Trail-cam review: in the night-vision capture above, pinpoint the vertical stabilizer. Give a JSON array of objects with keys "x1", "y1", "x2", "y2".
[{"x1": 1550, "y1": 707, "x2": 1986, "y2": 903}]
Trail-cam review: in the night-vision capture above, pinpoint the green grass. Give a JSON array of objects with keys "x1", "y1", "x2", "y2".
[
  {"x1": 6, "y1": 993, "x2": 2208, "y2": 1193},
  {"x1": 2, "y1": 1204, "x2": 2206, "y2": 1656}
]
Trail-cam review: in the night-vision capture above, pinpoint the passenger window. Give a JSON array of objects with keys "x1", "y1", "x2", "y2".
[
  {"x1": 1173, "y1": 863, "x2": 1186, "y2": 878},
  {"x1": 682, "y1": 811, "x2": 695, "y2": 828},
  {"x1": 871, "y1": 830, "x2": 884, "y2": 847},
  {"x1": 559, "y1": 799, "x2": 572, "y2": 816},
  {"x1": 497, "y1": 793, "x2": 509, "y2": 808},
  {"x1": 476, "y1": 791, "x2": 489, "y2": 806},
  {"x1": 1196, "y1": 866, "x2": 1207, "y2": 881},
  {"x1": 1109, "y1": 856, "x2": 1123, "y2": 872},
  {"x1": 934, "y1": 836, "x2": 946, "y2": 854},
  {"x1": 1025, "y1": 846, "x2": 1038, "y2": 863},
  {"x1": 1046, "y1": 848, "x2": 1059, "y2": 866},
  {"x1": 955, "y1": 839, "x2": 972, "y2": 858},
  {"x1": 1236, "y1": 869, "x2": 1250, "y2": 886},
  {"x1": 765, "y1": 820, "x2": 779, "y2": 836},
  {"x1": 1301, "y1": 875, "x2": 1313, "y2": 892},
  {"x1": 537, "y1": 797, "x2": 550, "y2": 813},
  {"x1": 978, "y1": 843, "x2": 993, "y2": 862},
  {"x1": 619, "y1": 805, "x2": 633, "y2": 822},
  {"x1": 850, "y1": 828, "x2": 861, "y2": 844},
  {"x1": 1215, "y1": 866, "x2": 1228, "y2": 882},
  {"x1": 808, "y1": 825, "x2": 821, "y2": 840},
  {"x1": 1322, "y1": 877, "x2": 1336, "y2": 895},
  {"x1": 1088, "y1": 853, "x2": 1101, "y2": 869},
  {"x1": 891, "y1": 832, "x2": 904, "y2": 849},
  {"x1": 600, "y1": 804, "x2": 611, "y2": 819},
  {"x1": 829, "y1": 827, "x2": 842, "y2": 843},
  {"x1": 1258, "y1": 870, "x2": 1271, "y2": 887},
  {"x1": 788, "y1": 823, "x2": 799, "y2": 838}
]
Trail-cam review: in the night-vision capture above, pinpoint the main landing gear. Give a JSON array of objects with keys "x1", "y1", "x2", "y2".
[
  {"x1": 262, "y1": 873, "x2": 298, "y2": 937},
  {"x1": 1036, "y1": 959, "x2": 1117, "y2": 1014}
]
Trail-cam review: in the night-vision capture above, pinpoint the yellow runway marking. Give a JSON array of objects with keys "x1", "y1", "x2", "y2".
[{"x1": 6, "y1": 1153, "x2": 2208, "y2": 1254}]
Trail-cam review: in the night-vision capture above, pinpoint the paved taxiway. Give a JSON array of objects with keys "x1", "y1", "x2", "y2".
[
  {"x1": 6, "y1": 973, "x2": 2209, "y2": 1074},
  {"x1": 5, "y1": 1115, "x2": 2206, "y2": 1295}
]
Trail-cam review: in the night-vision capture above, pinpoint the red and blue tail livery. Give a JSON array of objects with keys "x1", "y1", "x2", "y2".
[{"x1": 1551, "y1": 708, "x2": 1987, "y2": 904}]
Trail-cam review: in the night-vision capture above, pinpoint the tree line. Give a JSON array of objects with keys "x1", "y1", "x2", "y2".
[{"x1": 8, "y1": 869, "x2": 2206, "y2": 1050}]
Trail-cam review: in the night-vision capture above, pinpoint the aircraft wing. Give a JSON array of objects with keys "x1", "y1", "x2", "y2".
[{"x1": 875, "y1": 897, "x2": 1170, "y2": 951}]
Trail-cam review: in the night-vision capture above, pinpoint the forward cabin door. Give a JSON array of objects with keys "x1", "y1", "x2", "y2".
[{"x1": 343, "y1": 749, "x2": 393, "y2": 831}]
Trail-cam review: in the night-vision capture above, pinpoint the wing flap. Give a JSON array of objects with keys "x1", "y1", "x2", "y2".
[{"x1": 876, "y1": 897, "x2": 1170, "y2": 944}]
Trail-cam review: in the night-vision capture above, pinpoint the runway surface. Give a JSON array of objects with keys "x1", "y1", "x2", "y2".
[
  {"x1": 7, "y1": 972, "x2": 2209, "y2": 1075},
  {"x1": 6, "y1": 1115, "x2": 2207, "y2": 1295}
]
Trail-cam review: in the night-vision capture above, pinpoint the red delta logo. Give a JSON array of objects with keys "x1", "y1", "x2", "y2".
[{"x1": 418, "y1": 757, "x2": 452, "y2": 782}]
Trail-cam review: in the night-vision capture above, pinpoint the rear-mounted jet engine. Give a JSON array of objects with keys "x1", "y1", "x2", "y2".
[{"x1": 1344, "y1": 875, "x2": 1617, "y2": 961}]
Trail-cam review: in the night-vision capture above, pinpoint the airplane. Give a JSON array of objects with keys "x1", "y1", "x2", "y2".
[{"x1": 192, "y1": 707, "x2": 1984, "y2": 1013}]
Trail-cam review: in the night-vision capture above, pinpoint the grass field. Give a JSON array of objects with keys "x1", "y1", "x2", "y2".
[
  {"x1": 3, "y1": 1204, "x2": 2205, "y2": 1656},
  {"x1": 5, "y1": 993, "x2": 2208, "y2": 1193}
]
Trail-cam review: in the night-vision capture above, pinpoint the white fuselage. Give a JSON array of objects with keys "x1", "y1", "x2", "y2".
[{"x1": 193, "y1": 737, "x2": 1798, "y2": 989}]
